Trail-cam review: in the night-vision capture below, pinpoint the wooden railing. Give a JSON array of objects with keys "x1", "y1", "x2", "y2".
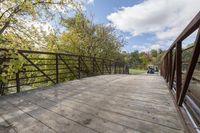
[
  {"x1": 0, "y1": 48, "x2": 129, "y2": 95},
  {"x1": 160, "y1": 11, "x2": 200, "y2": 131}
]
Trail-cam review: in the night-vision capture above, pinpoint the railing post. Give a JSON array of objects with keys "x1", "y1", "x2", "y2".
[
  {"x1": 117, "y1": 63, "x2": 119, "y2": 74},
  {"x1": 168, "y1": 50, "x2": 172, "y2": 86},
  {"x1": 0, "y1": 56, "x2": 4, "y2": 95},
  {"x1": 123, "y1": 64, "x2": 125, "y2": 74},
  {"x1": 93, "y1": 57, "x2": 95, "y2": 75},
  {"x1": 178, "y1": 26, "x2": 200, "y2": 106},
  {"x1": 119, "y1": 63, "x2": 121, "y2": 74},
  {"x1": 78, "y1": 56, "x2": 81, "y2": 79},
  {"x1": 167, "y1": 53, "x2": 171, "y2": 83},
  {"x1": 114, "y1": 62, "x2": 117, "y2": 74},
  {"x1": 170, "y1": 52, "x2": 176, "y2": 90},
  {"x1": 127, "y1": 65, "x2": 129, "y2": 74},
  {"x1": 109, "y1": 60, "x2": 112, "y2": 74},
  {"x1": 176, "y1": 42, "x2": 182, "y2": 103},
  {"x1": 16, "y1": 72, "x2": 20, "y2": 93},
  {"x1": 56, "y1": 54, "x2": 59, "y2": 84},
  {"x1": 102, "y1": 59, "x2": 104, "y2": 74},
  {"x1": 166, "y1": 54, "x2": 169, "y2": 82},
  {"x1": 119, "y1": 64, "x2": 120, "y2": 74}
]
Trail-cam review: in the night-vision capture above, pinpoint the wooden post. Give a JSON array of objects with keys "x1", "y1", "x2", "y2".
[
  {"x1": 102, "y1": 59, "x2": 104, "y2": 74},
  {"x1": 170, "y1": 51, "x2": 176, "y2": 90},
  {"x1": 169, "y1": 50, "x2": 172, "y2": 86},
  {"x1": 176, "y1": 42, "x2": 182, "y2": 103},
  {"x1": 0, "y1": 56, "x2": 4, "y2": 95},
  {"x1": 109, "y1": 60, "x2": 112, "y2": 74},
  {"x1": 166, "y1": 54, "x2": 169, "y2": 82},
  {"x1": 119, "y1": 63, "x2": 121, "y2": 74},
  {"x1": 123, "y1": 64, "x2": 125, "y2": 74},
  {"x1": 178, "y1": 26, "x2": 200, "y2": 106},
  {"x1": 120, "y1": 64, "x2": 122, "y2": 74},
  {"x1": 167, "y1": 53, "x2": 171, "y2": 83},
  {"x1": 56, "y1": 54, "x2": 59, "y2": 83},
  {"x1": 16, "y1": 72, "x2": 20, "y2": 93},
  {"x1": 78, "y1": 56, "x2": 81, "y2": 79},
  {"x1": 93, "y1": 57, "x2": 95, "y2": 75},
  {"x1": 114, "y1": 62, "x2": 117, "y2": 74}
]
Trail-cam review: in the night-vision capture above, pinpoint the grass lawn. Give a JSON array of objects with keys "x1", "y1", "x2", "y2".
[{"x1": 129, "y1": 69, "x2": 146, "y2": 75}]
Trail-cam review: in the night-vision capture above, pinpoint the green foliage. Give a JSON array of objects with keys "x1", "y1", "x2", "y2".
[
  {"x1": 128, "y1": 51, "x2": 142, "y2": 68},
  {"x1": 128, "y1": 49, "x2": 164, "y2": 69},
  {"x1": 0, "y1": 50, "x2": 23, "y2": 83},
  {"x1": 0, "y1": 2, "x2": 125, "y2": 95},
  {"x1": 150, "y1": 49, "x2": 158, "y2": 57},
  {"x1": 56, "y1": 13, "x2": 124, "y2": 59},
  {"x1": 0, "y1": 0, "x2": 76, "y2": 48}
]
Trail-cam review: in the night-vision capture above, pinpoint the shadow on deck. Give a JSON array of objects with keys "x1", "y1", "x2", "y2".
[{"x1": 0, "y1": 75, "x2": 186, "y2": 133}]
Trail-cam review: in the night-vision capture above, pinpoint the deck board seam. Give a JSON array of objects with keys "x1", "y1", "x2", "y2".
[
  {"x1": 0, "y1": 115, "x2": 18, "y2": 133},
  {"x1": 5, "y1": 100, "x2": 58, "y2": 133},
  {"x1": 59, "y1": 88, "x2": 175, "y2": 107},
  {"x1": 65, "y1": 97, "x2": 183, "y2": 131},
  {"x1": 6, "y1": 98, "x2": 102, "y2": 133},
  {"x1": 36, "y1": 85, "x2": 173, "y2": 106},
  {"x1": 29, "y1": 93, "x2": 183, "y2": 131},
  {"x1": 0, "y1": 75, "x2": 185, "y2": 133},
  {"x1": 45, "y1": 89, "x2": 178, "y2": 116},
  {"x1": 26, "y1": 97, "x2": 145, "y2": 133}
]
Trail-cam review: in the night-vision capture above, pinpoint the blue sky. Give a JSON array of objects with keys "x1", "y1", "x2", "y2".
[
  {"x1": 85, "y1": 0, "x2": 149, "y2": 52},
  {"x1": 83, "y1": 0, "x2": 200, "y2": 52},
  {"x1": 85, "y1": 0, "x2": 142, "y2": 24}
]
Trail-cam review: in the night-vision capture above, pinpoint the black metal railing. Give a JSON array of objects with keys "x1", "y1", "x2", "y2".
[{"x1": 0, "y1": 48, "x2": 129, "y2": 95}]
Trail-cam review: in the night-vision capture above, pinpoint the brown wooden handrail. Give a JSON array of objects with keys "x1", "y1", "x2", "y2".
[{"x1": 160, "y1": 11, "x2": 200, "y2": 132}]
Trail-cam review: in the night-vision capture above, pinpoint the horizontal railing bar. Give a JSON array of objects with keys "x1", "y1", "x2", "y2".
[
  {"x1": 59, "y1": 72, "x2": 75, "y2": 75},
  {"x1": 0, "y1": 48, "x2": 114, "y2": 62},
  {"x1": 19, "y1": 68, "x2": 56, "y2": 72},
  {"x1": 166, "y1": 11, "x2": 200, "y2": 53},
  {"x1": 192, "y1": 77, "x2": 200, "y2": 83},
  {"x1": 182, "y1": 45, "x2": 195, "y2": 52},
  {"x1": 20, "y1": 79, "x2": 56, "y2": 86},
  {"x1": 19, "y1": 74, "x2": 57, "y2": 80},
  {"x1": 28, "y1": 58, "x2": 56, "y2": 60},
  {"x1": 23, "y1": 64, "x2": 57, "y2": 66},
  {"x1": 4, "y1": 85, "x2": 17, "y2": 89}
]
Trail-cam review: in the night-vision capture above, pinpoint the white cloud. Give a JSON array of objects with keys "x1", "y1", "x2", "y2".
[
  {"x1": 87, "y1": 0, "x2": 94, "y2": 4},
  {"x1": 107, "y1": 0, "x2": 200, "y2": 50},
  {"x1": 78, "y1": 0, "x2": 94, "y2": 5},
  {"x1": 132, "y1": 45, "x2": 146, "y2": 52},
  {"x1": 131, "y1": 40, "x2": 172, "y2": 52},
  {"x1": 125, "y1": 36, "x2": 132, "y2": 40},
  {"x1": 150, "y1": 44, "x2": 160, "y2": 50}
]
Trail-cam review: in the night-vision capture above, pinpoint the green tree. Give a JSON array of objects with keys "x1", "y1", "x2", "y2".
[
  {"x1": 150, "y1": 49, "x2": 158, "y2": 58},
  {"x1": 128, "y1": 51, "x2": 142, "y2": 68},
  {"x1": 0, "y1": 0, "x2": 77, "y2": 49},
  {"x1": 57, "y1": 13, "x2": 124, "y2": 59}
]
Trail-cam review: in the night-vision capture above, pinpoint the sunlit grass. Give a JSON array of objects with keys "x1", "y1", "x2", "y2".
[{"x1": 129, "y1": 69, "x2": 146, "y2": 75}]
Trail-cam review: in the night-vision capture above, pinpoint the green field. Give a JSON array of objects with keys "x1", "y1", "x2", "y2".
[{"x1": 129, "y1": 69, "x2": 146, "y2": 75}]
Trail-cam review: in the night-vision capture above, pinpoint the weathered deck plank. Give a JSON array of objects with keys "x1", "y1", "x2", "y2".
[{"x1": 0, "y1": 75, "x2": 186, "y2": 133}]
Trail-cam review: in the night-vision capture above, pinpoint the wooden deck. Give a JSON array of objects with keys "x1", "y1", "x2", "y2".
[{"x1": 0, "y1": 75, "x2": 186, "y2": 133}]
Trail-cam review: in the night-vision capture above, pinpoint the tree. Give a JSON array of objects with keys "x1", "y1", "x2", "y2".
[
  {"x1": 0, "y1": 0, "x2": 78, "y2": 49},
  {"x1": 127, "y1": 49, "x2": 164, "y2": 69},
  {"x1": 128, "y1": 51, "x2": 141, "y2": 68},
  {"x1": 150, "y1": 49, "x2": 158, "y2": 58},
  {"x1": 0, "y1": 1, "x2": 126, "y2": 95},
  {"x1": 57, "y1": 13, "x2": 124, "y2": 59}
]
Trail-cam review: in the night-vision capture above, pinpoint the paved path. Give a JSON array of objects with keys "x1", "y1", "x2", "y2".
[{"x1": 0, "y1": 75, "x2": 186, "y2": 133}]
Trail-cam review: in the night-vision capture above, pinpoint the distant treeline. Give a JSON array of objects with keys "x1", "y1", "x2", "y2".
[{"x1": 122, "y1": 49, "x2": 165, "y2": 70}]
